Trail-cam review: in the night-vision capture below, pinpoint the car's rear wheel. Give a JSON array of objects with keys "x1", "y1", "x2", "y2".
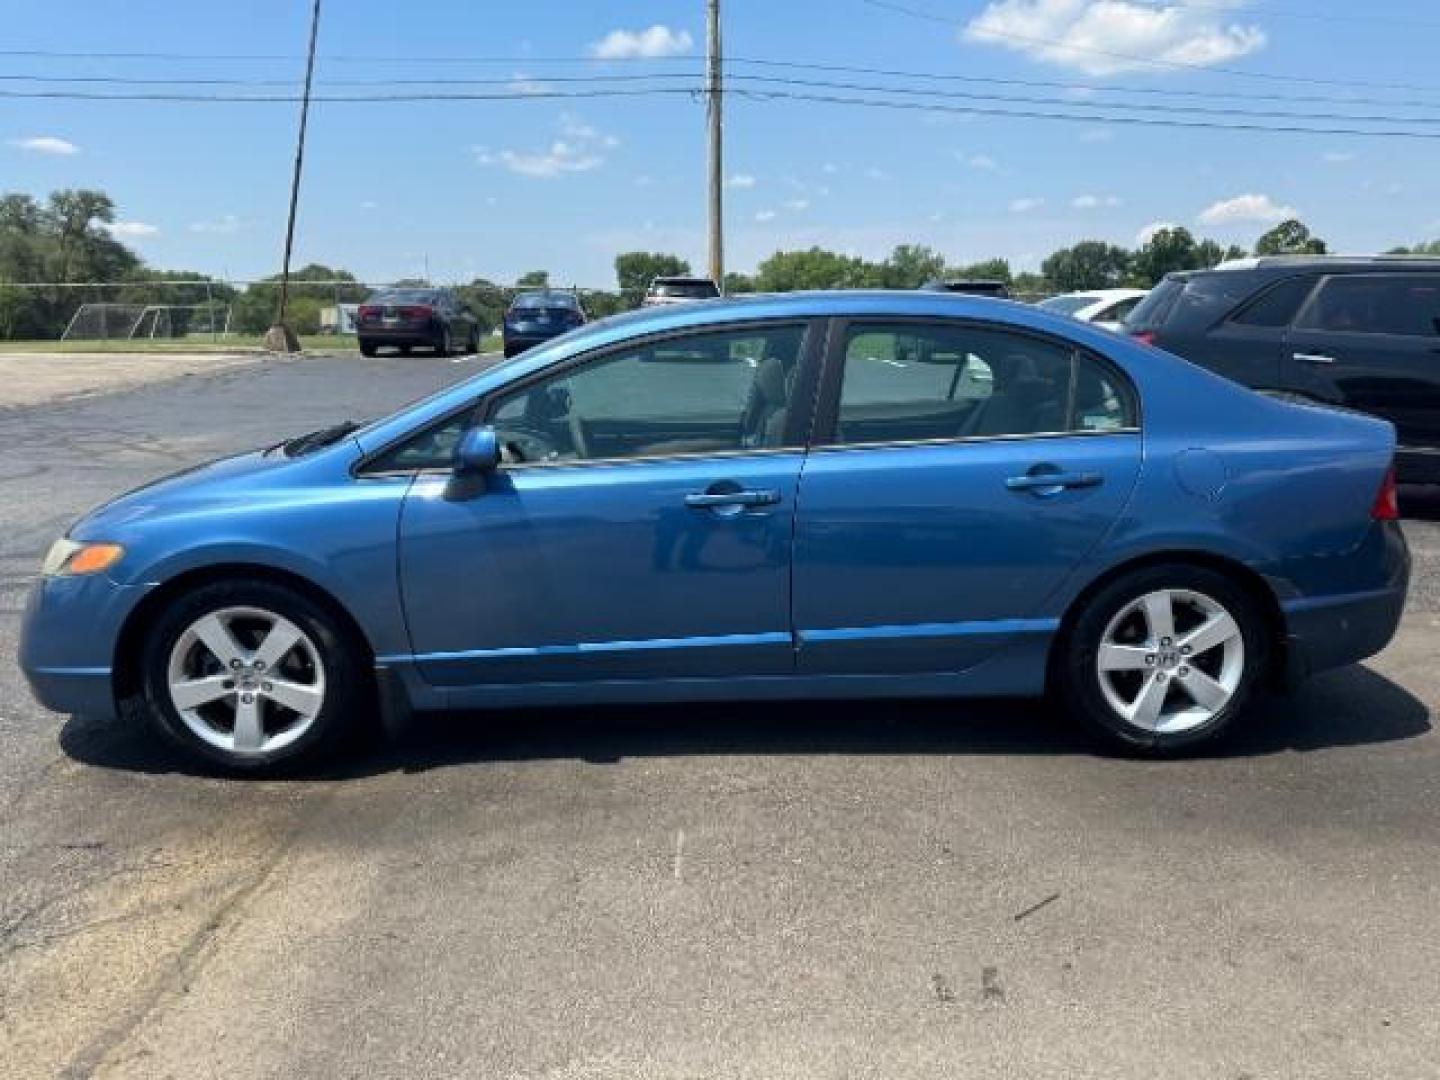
[
  {"x1": 140, "y1": 580, "x2": 366, "y2": 771},
  {"x1": 359, "y1": 340, "x2": 377, "y2": 357},
  {"x1": 1057, "y1": 563, "x2": 1269, "y2": 755},
  {"x1": 435, "y1": 327, "x2": 451, "y2": 357}
]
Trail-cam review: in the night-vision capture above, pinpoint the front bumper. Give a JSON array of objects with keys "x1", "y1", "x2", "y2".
[
  {"x1": 1281, "y1": 521, "x2": 1410, "y2": 680},
  {"x1": 18, "y1": 573, "x2": 150, "y2": 721}
]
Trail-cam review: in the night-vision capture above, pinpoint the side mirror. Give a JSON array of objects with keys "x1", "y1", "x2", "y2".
[{"x1": 454, "y1": 425, "x2": 500, "y2": 474}]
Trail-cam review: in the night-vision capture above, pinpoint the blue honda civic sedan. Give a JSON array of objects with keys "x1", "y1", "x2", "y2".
[{"x1": 21, "y1": 291, "x2": 1409, "y2": 770}]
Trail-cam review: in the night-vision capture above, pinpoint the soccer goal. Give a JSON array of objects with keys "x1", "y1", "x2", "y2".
[{"x1": 61, "y1": 302, "x2": 233, "y2": 342}]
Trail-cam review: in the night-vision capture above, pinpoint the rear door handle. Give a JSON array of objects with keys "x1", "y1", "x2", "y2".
[
  {"x1": 684, "y1": 488, "x2": 780, "y2": 509},
  {"x1": 1006, "y1": 471, "x2": 1104, "y2": 494},
  {"x1": 1294, "y1": 352, "x2": 1337, "y2": 365}
]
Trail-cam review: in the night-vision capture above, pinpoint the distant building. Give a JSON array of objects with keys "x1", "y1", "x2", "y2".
[{"x1": 320, "y1": 303, "x2": 360, "y2": 334}]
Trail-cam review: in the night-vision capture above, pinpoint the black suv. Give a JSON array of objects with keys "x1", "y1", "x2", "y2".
[{"x1": 1126, "y1": 255, "x2": 1440, "y2": 483}]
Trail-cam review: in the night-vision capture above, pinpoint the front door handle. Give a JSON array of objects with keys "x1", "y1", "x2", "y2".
[
  {"x1": 684, "y1": 488, "x2": 780, "y2": 509},
  {"x1": 1005, "y1": 469, "x2": 1104, "y2": 495},
  {"x1": 1294, "y1": 351, "x2": 1337, "y2": 365}
]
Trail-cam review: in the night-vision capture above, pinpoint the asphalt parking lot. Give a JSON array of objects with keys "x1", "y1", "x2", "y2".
[{"x1": 3, "y1": 353, "x2": 1440, "y2": 1079}]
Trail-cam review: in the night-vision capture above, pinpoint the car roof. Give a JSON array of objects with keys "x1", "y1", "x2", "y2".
[{"x1": 1202, "y1": 254, "x2": 1440, "y2": 276}]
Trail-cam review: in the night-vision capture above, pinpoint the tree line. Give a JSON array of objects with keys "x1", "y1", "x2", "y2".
[{"x1": 0, "y1": 186, "x2": 1430, "y2": 341}]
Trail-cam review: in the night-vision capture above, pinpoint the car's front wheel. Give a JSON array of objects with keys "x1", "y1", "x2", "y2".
[
  {"x1": 140, "y1": 580, "x2": 366, "y2": 771},
  {"x1": 1057, "y1": 563, "x2": 1269, "y2": 755}
]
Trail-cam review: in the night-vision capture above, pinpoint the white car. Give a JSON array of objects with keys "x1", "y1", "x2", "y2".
[
  {"x1": 1037, "y1": 288, "x2": 1148, "y2": 332},
  {"x1": 642, "y1": 276, "x2": 722, "y2": 307}
]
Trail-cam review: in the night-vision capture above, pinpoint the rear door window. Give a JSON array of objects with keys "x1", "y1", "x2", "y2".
[
  {"x1": 1297, "y1": 275, "x2": 1440, "y2": 337},
  {"x1": 1229, "y1": 275, "x2": 1319, "y2": 328}
]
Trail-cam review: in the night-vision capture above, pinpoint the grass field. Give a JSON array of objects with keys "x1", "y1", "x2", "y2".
[{"x1": 0, "y1": 332, "x2": 503, "y2": 355}]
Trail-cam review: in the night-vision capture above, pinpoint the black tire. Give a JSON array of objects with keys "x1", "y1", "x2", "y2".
[
  {"x1": 359, "y1": 340, "x2": 377, "y2": 358},
  {"x1": 139, "y1": 579, "x2": 368, "y2": 772},
  {"x1": 1056, "y1": 563, "x2": 1270, "y2": 756},
  {"x1": 435, "y1": 327, "x2": 451, "y2": 357},
  {"x1": 399, "y1": 345, "x2": 412, "y2": 357}
]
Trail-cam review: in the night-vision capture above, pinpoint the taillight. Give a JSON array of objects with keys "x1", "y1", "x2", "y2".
[
  {"x1": 400, "y1": 305, "x2": 432, "y2": 319},
  {"x1": 358, "y1": 305, "x2": 377, "y2": 320},
  {"x1": 1371, "y1": 465, "x2": 1399, "y2": 521},
  {"x1": 1130, "y1": 330, "x2": 1157, "y2": 346}
]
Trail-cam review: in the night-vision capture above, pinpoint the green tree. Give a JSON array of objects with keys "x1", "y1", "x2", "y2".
[
  {"x1": 1131, "y1": 227, "x2": 1202, "y2": 286},
  {"x1": 455, "y1": 278, "x2": 508, "y2": 332},
  {"x1": 947, "y1": 257, "x2": 1013, "y2": 285},
  {"x1": 1041, "y1": 241, "x2": 1132, "y2": 292},
  {"x1": 1011, "y1": 270, "x2": 1050, "y2": 298},
  {"x1": 232, "y1": 264, "x2": 365, "y2": 334},
  {"x1": 754, "y1": 247, "x2": 876, "y2": 291},
  {"x1": 1255, "y1": 219, "x2": 1326, "y2": 256},
  {"x1": 722, "y1": 271, "x2": 756, "y2": 294},
  {"x1": 516, "y1": 270, "x2": 549, "y2": 288},
  {"x1": 1386, "y1": 239, "x2": 1440, "y2": 256},
  {"x1": 879, "y1": 244, "x2": 946, "y2": 288},
  {"x1": 614, "y1": 251, "x2": 691, "y2": 305}
]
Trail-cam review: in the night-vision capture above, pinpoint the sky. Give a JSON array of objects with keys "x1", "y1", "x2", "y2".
[{"x1": 4, "y1": 0, "x2": 1440, "y2": 287}]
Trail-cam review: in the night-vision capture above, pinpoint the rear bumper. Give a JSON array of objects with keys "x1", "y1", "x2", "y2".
[
  {"x1": 1280, "y1": 521, "x2": 1410, "y2": 680},
  {"x1": 358, "y1": 322, "x2": 442, "y2": 346},
  {"x1": 503, "y1": 332, "x2": 562, "y2": 354}
]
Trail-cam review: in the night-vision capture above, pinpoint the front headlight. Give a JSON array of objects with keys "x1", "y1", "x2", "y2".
[{"x1": 41, "y1": 538, "x2": 125, "y2": 577}]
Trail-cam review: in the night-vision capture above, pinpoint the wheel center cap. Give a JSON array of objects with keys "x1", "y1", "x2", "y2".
[{"x1": 1157, "y1": 647, "x2": 1181, "y2": 669}]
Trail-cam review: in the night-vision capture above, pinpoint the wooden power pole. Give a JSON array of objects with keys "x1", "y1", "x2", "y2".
[
  {"x1": 706, "y1": 0, "x2": 724, "y2": 287},
  {"x1": 266, "y1": 0, "x2": 322, "y2": 353}
]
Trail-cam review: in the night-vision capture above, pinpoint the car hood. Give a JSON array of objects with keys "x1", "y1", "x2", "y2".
[{"x1": 69, "y1": 445, "x2": 329, "y2": 541}]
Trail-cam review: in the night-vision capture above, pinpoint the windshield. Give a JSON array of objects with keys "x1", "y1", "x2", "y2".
[{"x1": 1039, "y1": 294, "x2": 1101, "y2": 316}]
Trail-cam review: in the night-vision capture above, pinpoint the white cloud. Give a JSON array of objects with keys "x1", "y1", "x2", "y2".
[
  {"x1": 9, "y1": 135, "x2": 79, "y2": 155},
  {"x1": 783, "y1": 198, "x2": 810, "y2": 212},
  {"x1": 188, "y1": 214, "x2": 241, "y2": 234},
  {"x1": 473, "y1": 114, "x2": 617, "y2": 178},
  {"x1": 1136, "y1": 220, "x2": 1178, "y2": 244},
  {"x1": 1198, "y1": 192, "x2": 1297, "y2": 225},
  {"x1": 957, "y1": 152, "x2": 999, "y2": 170},
  {"x1": 106, "y1": 221, "x2": 158, "y2": 238},
  {"x1": 589, "y1": 24, "x2": 693, "y2": 60},
  {"x1": 1322, "y1": 150, "x2": 1355, "y2": 164},
  {"x1": 755, "y1": 209, "x2": 776, "y2": 222},
  {"x1": 728, "y1": 173, "x2": 756, "y2": 189},
  {"x1": 1009, "y1": 197, "x2": 1045, "y2": 213},
  {"x1": 1072, "y1": 193, "x2": 1121, "y2": 209},
  {"x1": 864, "y1": 166, "x2": 888, "y2": 180},
  {"x1": 964, "y1": 0, "x2": 1266, "y2": 77}
]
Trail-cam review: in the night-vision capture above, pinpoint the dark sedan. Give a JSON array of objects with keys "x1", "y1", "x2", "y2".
[
  {"x1": 357, "y1": 287, "x2": 479, "y2": 358},
  {"x1": 503, "y1": 290, "x2": 586, "y2": 358}
]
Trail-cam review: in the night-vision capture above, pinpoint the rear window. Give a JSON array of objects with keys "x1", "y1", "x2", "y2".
[
  {"x1": 1229, "y1": 275, "x2": 1318, "y2": 328},
  {"x1": 371, "y1": 288, "x2": 438, "y2": 304},
  {"x1": 1123, "y1": 278, "x2": 1183, "y2": 331},
  {"x1": 651, "y1": 280, "x2": 719, "y2": 299},
  {"x1": 1038, "y1": 295, "x2": 1101, "y2": 316},
  {"x1": 1297, "y1": 275, "x2": 1440, "y2": 337},
  {"x1": 512, "y1": 292, "x2": 579, "y2": 310}
]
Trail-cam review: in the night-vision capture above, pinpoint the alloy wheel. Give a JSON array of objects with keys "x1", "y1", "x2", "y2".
[
  {"x1": 1095, "y1": 588, "x2": 1245, "y2": 735},
  {"x1": 166, "y1": 605, "x2": 327, "y2": 756}
]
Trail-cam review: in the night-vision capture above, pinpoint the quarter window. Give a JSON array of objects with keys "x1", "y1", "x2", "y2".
[
  {"x1": 1297, "y1": 275, "x2": 1440, "y2": 337},
  {"x1": 487, "y1": 324, "x2": 807, "y2": 464},
  {"x1": 831, "y1": 323, "x2": 1135, "y2": 446}
]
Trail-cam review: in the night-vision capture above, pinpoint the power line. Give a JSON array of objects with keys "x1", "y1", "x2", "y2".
[
  {"x1": 732, "y1": 87, "x2": 1440, "y2": 140},
  {"x1": 8, "y1": 75, "x2": 1440, "y2": 137},
  {"x1": 860, "y1": 0, "x2": 1440, "y2": 95}
]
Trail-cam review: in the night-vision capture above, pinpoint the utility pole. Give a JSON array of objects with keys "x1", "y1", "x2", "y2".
[
  {"x1": 706, "y1": 0, "x2": 724, "y2": 287},
  {"x1": 266, "y1": 0, "x2": 322, "y2": 353}
]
